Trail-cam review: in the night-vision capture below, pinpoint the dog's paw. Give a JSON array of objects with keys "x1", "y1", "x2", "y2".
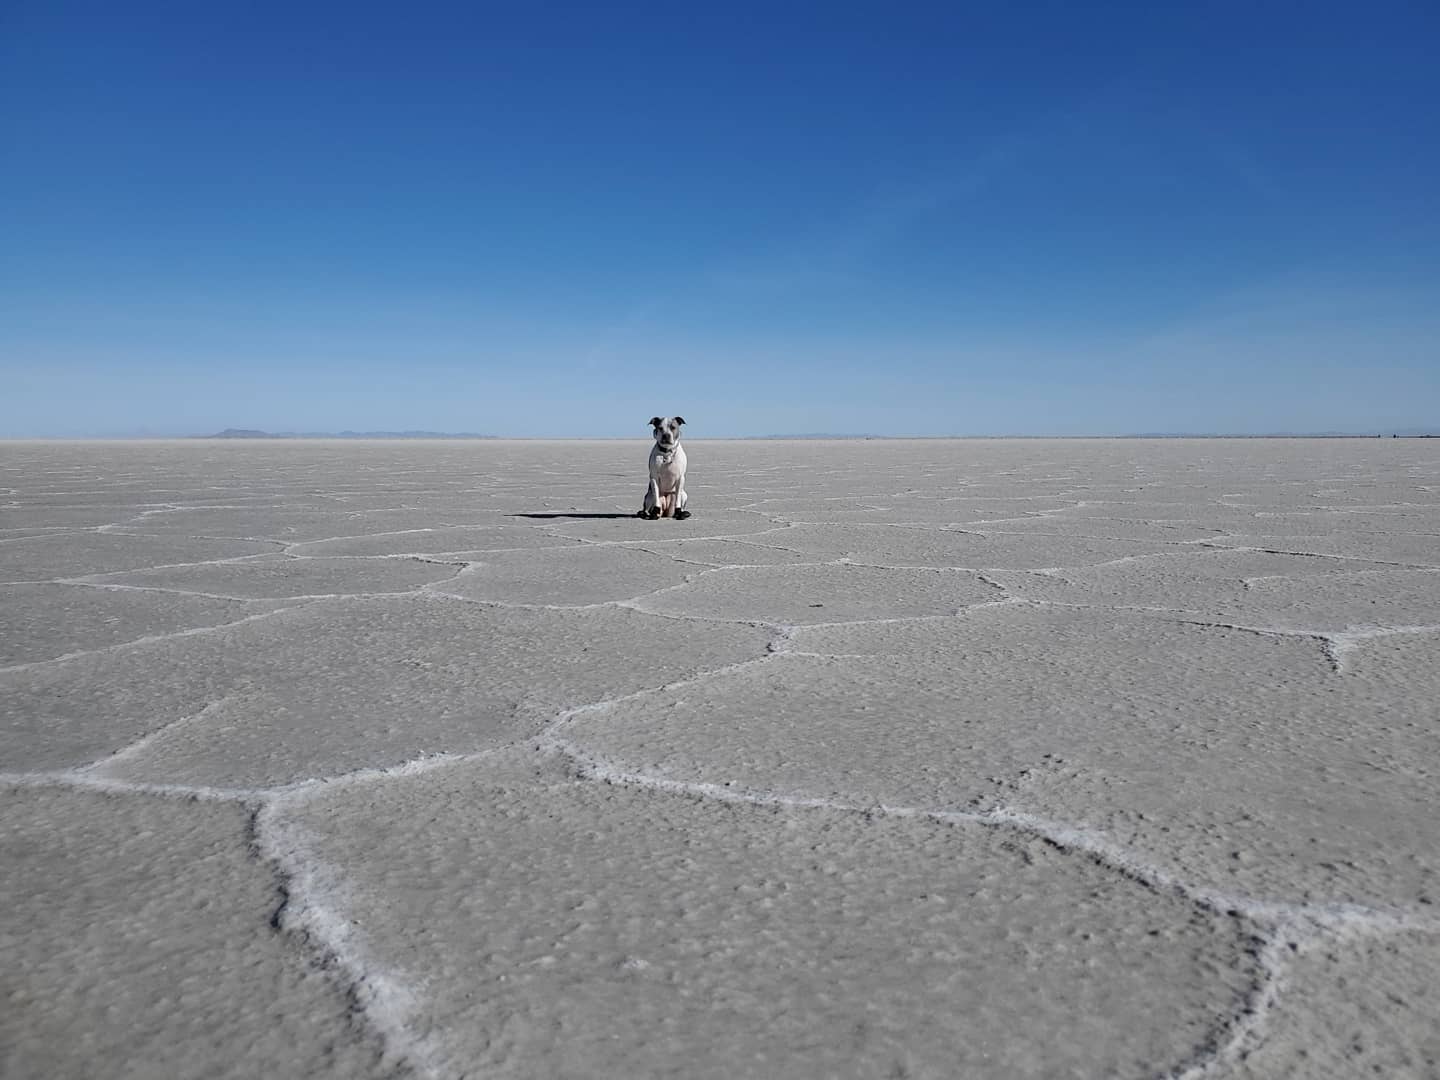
[
  {"x1": 674, "y1": 509, "x2": 691, "y2": 520},
  {"x1": 644, "y1": 507, "x2": 661, "y2": 520}
]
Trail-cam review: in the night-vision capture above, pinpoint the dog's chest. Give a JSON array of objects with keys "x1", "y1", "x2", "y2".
[{"x1": 650, "y1": 446, "x2": 686, "y2": 490}]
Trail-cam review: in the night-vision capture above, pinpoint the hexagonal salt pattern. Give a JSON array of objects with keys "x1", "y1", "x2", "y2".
[
  {"x1": 0, "y1": 788, "x2": 395, "y2": 1080},
  {"x1": 3, "y1": 597, "x2": 770, "y2": 784},
  {"x1": 436, "y1": 544, "x2": 698, "y2": 606},
  {"x1": 635, "y1": 562, "x2": 1003, "y2": 624},
  {"x1": 83, "y1": 552, "x2": 463, "y2": 600},
  {"x1": 290, "y1": 524, "x2": 580, "y2": 557},
  {"x1": 733, "y1": 520, "x2": 1178, "y2": 568},
  {"x1": 617, "y1": 536, "x2": 824, "y2": 566},
  {"x1": 0, "y1": 531, "x2": 276, "y2": 582},
  {"x1": 3, "y1": 437, "x2": 1439, "y2": 1079},
  {"x1": 0, "y1": 582, "x2": 290, "y2": 666},
  {"x1": 283, "y1": 750, "x2": 1253, "y2": 1079},
  {"x1": 565, "y1": 603, "x2": 1440, "y2": 908}
]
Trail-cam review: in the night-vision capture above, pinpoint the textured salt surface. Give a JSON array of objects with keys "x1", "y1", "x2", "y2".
[{"x1": 3, "y1": 438, "x2": 1439, "y2": 1079}]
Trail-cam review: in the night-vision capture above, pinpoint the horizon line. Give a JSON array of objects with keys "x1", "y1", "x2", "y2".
[{"x1": 3, "y1": 432, "x2": 1437, "y2": 442}]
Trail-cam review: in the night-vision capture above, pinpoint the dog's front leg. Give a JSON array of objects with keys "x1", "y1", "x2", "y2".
[
  {"x1": 673, "y1": 476, "x2": 690, "y2": 519},
  {"x1": 640, "y1": 478, "x2": 661, "y2": 519}
]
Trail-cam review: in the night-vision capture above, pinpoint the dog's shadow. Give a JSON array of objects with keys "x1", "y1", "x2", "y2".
[{"x1": 510, "y1": 512, "x2": 639, "y2": 520}]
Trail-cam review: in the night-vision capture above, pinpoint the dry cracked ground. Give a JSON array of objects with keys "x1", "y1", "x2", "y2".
[{"x1": 2, "y1": 438, "x2": 1439, "y2": 1080}]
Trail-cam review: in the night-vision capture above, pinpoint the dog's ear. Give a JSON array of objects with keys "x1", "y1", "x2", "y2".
[
  {"x1": 674, "y1": 416, "x2": 685, "y2": 426},
  {"x1": 649, "y1": 416, "x2": 662, "y2": 427}
]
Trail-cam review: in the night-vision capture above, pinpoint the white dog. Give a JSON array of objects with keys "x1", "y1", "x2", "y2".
[{"x1": 639, "y1": 416, "x2": 689, "y2": 519}]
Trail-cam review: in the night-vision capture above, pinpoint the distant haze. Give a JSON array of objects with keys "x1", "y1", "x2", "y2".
[{"x1": 203, "y1": 429, "x2": 496, "y2": 440}]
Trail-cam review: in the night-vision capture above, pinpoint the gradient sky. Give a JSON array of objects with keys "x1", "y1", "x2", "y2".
[{"x1": 3, "y1": 2, "x2": 1438, "y2": 437}]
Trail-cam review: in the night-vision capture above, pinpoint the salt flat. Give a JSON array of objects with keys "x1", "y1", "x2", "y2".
[{"x1": 3, "y1": 437, "x2": 1439, "y2": 1079}]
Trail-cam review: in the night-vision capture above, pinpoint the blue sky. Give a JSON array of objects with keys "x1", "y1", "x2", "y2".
[{"x1": 3, "y1": 2, "x2": 1437, "y2": 437}]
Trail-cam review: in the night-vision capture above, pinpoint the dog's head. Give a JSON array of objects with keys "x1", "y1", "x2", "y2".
[{"x1": 649, "y1": 416, "x2": 685, "y2": 451}]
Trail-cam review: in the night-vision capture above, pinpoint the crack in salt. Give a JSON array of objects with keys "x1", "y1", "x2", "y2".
[
  {"x1": 535, "y1": 714, "x2": 1435, "y2": 1080},
  {"x1": 1157, "y1": 618, "x2": 1440, "y2": 674},
  {"x1": 0, "y1": 603, "x2": 315, "y2": 674},
  {"x1": 253, "y1": 791, "x2": 452, "y2": 1078},
  {"x1": 0, "y1": 750, "x2": 511, "y2": 1079},
  {"x1": 1200, "y1": 541, "x2": 1434, "y2": 572}
]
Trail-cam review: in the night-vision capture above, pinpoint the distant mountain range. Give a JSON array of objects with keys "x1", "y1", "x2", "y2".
[{"x1": 203, "y1": 429, "x2": 496, "y2": 439}]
